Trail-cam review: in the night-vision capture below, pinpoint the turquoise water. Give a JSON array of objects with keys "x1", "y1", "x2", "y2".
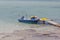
[{"x1": 0, "y1": 1, "x2": 60, "y2": 32}]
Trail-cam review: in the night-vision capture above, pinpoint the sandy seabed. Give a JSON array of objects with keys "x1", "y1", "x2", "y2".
[{"x1": 0, "y1": 25, "x2": 60, "y2": 40}]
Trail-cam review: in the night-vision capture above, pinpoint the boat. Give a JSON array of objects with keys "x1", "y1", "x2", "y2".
[
  {"x1": 18, "y1": 19, "x2": 39, "y2": 24},
  {"x1": 18, "y1": 16, "x2": 39, "y2": 24},
  {"x1": 18, "y1": 16, "x2": 50, "y2": 24}
]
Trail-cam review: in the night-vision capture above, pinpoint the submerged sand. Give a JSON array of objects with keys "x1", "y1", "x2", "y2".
[{"x1": 0, "y1": 25, "x2": 60, "y2": 40}]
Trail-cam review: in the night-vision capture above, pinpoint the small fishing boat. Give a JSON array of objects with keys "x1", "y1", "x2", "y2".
[
  {"x1": 18, "y1": 19, "x2": 39, "y2": 24},
  {"x1": 18, "y1": 16, "x2": 39, "y2": 24}
]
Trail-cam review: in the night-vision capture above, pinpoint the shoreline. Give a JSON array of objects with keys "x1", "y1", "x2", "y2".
[{"x1": 0, "y1": 26, "x2": 60, "y2": 40}]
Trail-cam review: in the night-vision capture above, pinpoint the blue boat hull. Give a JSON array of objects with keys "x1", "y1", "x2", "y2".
[
  {"x1": 18, "y1": 19, "x2": 38, "y2": 24},
  {"x1": 18, "y1": 19, "x2": 51, "y2": 25}
]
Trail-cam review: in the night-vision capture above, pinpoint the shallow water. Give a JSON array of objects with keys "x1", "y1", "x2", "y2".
[{"x1": 0, "y1": 1, "x2": 60, "y2": 32}]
